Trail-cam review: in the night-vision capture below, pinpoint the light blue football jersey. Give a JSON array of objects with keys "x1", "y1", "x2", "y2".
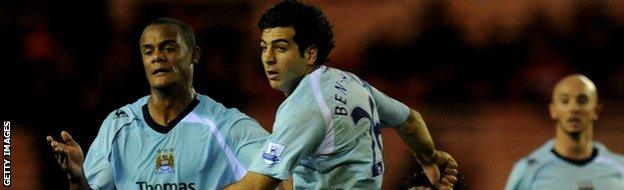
[
  {"x1": 505, "y1": 140, "x2": 624, "y2": 190},
  {"x1": 248, "y1": 66, "x2": 411, "y2": 189},
  {"x1": 82, "y1": 94, "x2": 269, "y2": 190}
]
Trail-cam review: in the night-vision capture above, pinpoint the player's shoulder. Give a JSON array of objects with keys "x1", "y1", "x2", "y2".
[
  {"x1": 278, "y1": 96, "x2": 323, "y2": 119},
  {"x1": 301, "y1": 66, "x2": 355, "y2": 89},
  {"x1": 105, "y1": 96, "x2": 146, "y2": 123},
  {"x1": 607, "y1": 151, "x2": 624, "y2": 162},
  {"x1": 95, "y1": 96, "x2": 146, "y2": 138},
  {"x1": 192, "y1": 94, "x2": 256, "y2": 127},
  {"x1": 594, "y1": 141, "x2": 624, "y2": 165},
  {"x1": 516, "y1": 140, "x2": 556, "y2": 169},
  {"x1": 505, "y1": 140, "x2": 555, "y2": 188},
  {"x1": 195, "y1": 94, "x2": 246, "y2": 117},
  {"x1": 283, "y1": 70, "x2": 324, "y2": 108},
  {"x1": 275, "y1": 89, "x2": 326, "y2": 130},
  {"x1": 317, "y1": 66, "x2": 367, "y2": 87},
  {"x1": 293, "y1": 66, "x2": 367, "y2": 103},
  {"x1": 318, "y1": 66, "x2": 372, "y2": 98}
]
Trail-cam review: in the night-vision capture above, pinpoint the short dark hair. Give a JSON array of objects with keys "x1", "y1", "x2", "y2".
[
  {"x1": 146, "y1": 18, "x2": 196, "y2": 49},
  {"x1": 258, "y1": 0, "x2": 335, "y2": 65}
]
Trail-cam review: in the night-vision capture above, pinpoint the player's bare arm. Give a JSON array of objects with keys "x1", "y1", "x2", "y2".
[
  {"x1": 396, "y1": 109, "x2": 459, "y2": 189},
  {"x1": 46, "y1": 131, "x2": 91, "y2": 190},
  {"x1": 278, "y1": 177, "x2": 293, "y2": 190}
]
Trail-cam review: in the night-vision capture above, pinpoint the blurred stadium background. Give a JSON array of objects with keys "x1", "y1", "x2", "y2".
[{"x1": 2, "y1": 0, "x2": 624, "y2": 189}]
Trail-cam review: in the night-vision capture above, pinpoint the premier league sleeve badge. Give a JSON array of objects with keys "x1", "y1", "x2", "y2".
[{"x1": 262, "y1": 142, "x2": 286, "y2": 166}]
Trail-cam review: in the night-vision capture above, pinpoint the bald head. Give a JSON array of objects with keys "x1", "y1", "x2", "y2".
[
  {"x1": 552, "y1": 74, "x2": 598, "y2": 104},
  {"x1": 549, "y1": 74, "x2": 600, "y2": 136}
]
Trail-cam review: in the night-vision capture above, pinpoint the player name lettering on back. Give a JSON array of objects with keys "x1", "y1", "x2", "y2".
[
  {"x1": 334, "y1": 81, "x2": 348, "y2": 116},
  {"x1": 333, "y1": 72, "x2": 363, "y2": 116}
]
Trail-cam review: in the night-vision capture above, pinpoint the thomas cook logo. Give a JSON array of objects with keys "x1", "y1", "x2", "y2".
[
  {"x1": 155, "y1": 148, "x2": 175, "y2": 175},
  {"x1": 262, "y1": 142, "x2": 286, "y2": 166}
]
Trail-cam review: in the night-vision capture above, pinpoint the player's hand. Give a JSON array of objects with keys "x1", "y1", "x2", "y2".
[
  {"x1": 47, "y1": 131, "x2": 85, "y2": 180},
  {"x1": 430, "y1": 151, "x2": 458, "y2": 190},
  {"x1": 422, "y1": 163, "x2": 440, "y2": 187}
]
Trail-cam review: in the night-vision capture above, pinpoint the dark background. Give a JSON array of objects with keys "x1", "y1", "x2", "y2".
[{"x1": 2, "y1": 0, "x2": 624, "y2": 189}]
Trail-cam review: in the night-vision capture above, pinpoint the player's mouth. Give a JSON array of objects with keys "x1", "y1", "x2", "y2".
[
  {"x1": 152, "y1": 67, "x2": 172, "y2": 76},
  {"x1": 567, "y1": 116, "x2": 582, "y2": 124},
  {"x1": 267, "y1": 70, "x2": 279, "y2": 80}
]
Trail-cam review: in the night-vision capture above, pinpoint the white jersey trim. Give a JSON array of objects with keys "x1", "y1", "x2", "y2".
[
  {"x1": 310, "y1": 67, "x2": 335, "y2": 155},
  {"x1": 185, "y1": 112, "x2": 247, "y2": 179}
]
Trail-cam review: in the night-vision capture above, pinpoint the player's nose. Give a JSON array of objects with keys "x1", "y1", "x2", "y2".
[
  {"x1": 151, "y1": 50, "x2": 167, "y2": 64},
  {"x1": 262, "y1": 50, "x2": 275, "y2": 65}
]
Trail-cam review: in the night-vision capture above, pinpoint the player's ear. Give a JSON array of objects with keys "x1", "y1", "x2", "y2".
[
  {"x1": 191, "y1": 46, "x2": 200, "y2": 65},
  {"x1": 549, "y1": 102, "x2": 557, "y2": 120},
  {"x1": 304, "y1": 45, "x2": 318, "y2": 66},
  {"x1": 592, "y1": 103, "x2": 602, "y2": 121}
]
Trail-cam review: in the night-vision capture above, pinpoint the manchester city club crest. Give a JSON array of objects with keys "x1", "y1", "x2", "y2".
[{"x1": 155, "y1": 148, "x2": 175, "y2": 175}]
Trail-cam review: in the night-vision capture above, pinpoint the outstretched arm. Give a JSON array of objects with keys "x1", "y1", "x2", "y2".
[
  {"x1": 395, "y1": 109, "x2": 459, "y2": 190},
  {"x1": 396, "y1": 110, "x2": 436, "y2": 162},
  {"x1": 47, "y1": 131, "x2": 91, "y2": 190}
]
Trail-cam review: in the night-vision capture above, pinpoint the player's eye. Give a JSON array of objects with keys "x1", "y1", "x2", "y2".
[
  {"x1": 260, "y1": 45, "x2": 267, "y2": 52},
  {"x1": 163, "y1": 46, "x2": 176, "y2": 52},
  {"x1": 276, "y1": 47, "x2": 287, "y2": 53},
  {"x1": 143, "y1": 49, "x2": 153, "y2": 55},
  {"x1": 577, "y1": 95, "x2": 588, "y2": 105},
  {"x1": 561, "y1": 98, "x2": 569, "y2": 104}
]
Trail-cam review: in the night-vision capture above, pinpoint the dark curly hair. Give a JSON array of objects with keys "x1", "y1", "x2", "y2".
[{"x1": 258, "y1": 0, "x2": 335, "y2": 66}]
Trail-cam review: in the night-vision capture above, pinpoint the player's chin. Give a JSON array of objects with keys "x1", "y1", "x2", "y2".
[
  {"x1": 268, "y1": 81, "x2": 282, "y2": 90},
  {"x1": 150, "y1": 80, "x2": 175, "y2": 90},
  {"x1": 563, "y1": 126, "x2": 586, "y2": 137}
]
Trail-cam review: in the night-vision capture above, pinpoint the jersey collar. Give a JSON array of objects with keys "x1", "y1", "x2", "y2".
[{"x1": 142, "y1": 98, "x2": 200, "y2": 134}]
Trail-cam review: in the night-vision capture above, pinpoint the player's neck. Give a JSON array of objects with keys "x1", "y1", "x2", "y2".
[
  {"x1": 554, "y1": 125, "x2": 594, "y2": 160},
  {"x1": 148, "y1": 87, "x2": 196, "y2": 126},
  {"x1": 283, "y1": 65, "x2": 321, "y2": 96},
  {"x1": 282, "y1": 76, "x2": 303, "y2": 97}
]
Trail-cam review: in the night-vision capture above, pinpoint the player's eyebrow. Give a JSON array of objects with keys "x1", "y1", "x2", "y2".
[
  {"x1": 260, "y1": 39, "x2": 290, "y2": 45},
  {"x1": 141, "y1": 44, "x2": 154, "y2": 49},
  {"x1": 159, "y1": 39, "x2": 179, "y2": 46},
  {"x1": 142, "y1": 39, "x2": 178, "y2": 48},
  {"x1": 270, "y1": 39, "x2": 289, "y2": 45},
  {"x1": 577, "y1": 94, "x2": 589, "y2": 101},
  {"x1": 559, "y1": 93, "x2": 569, "y2": 99}
]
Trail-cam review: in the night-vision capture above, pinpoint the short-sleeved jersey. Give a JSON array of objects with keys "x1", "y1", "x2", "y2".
[
  {"x1": 83, "y1": 94, "x2": 269, "y2": 190},
  {"x1": 505, "y1": 140, "x2": 624, "y2": 190},
  {"x1": 248, "y1": 66, "x2": 410, "y2": 189}
]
